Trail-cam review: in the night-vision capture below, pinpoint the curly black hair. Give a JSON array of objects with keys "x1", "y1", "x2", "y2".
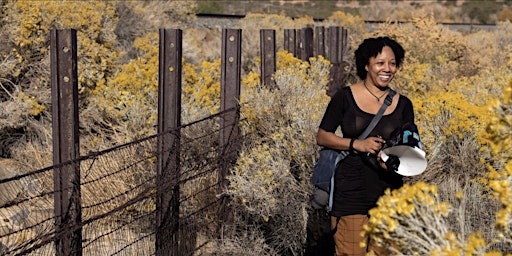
[{"x1": 354, "y1": 36, "x2": 405, "y2": 80}]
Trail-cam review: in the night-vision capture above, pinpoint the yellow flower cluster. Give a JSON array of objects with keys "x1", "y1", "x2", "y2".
[
  {"x1": 8, "y1": 0, "x2": 120, "y2": 94},
  {"x1": 4, "y1": 0, "x2": 122, "y2": 132},
  {"x1": 367, "y1": 182, "x2": 446, "y2": 234},
  {"x1": 365, "y1": 182, "x2": 497, "y2": 255},
  {"x1": 10, "y1": 1, "x2": 116, "y2": 48},
  {"x1": 482, "y1": 81, "x2": 512, "y2": 158},
  {"x1": 91, "y1": 30, "x2": 224, "y2": 137},
  {"x1": 187, "y1": 59, "x2": 221, "y2": 114},
  {"x1": 181, "y1": 58, "x2": 222, "y2": 122},
  {"x1": 91, "y1": 32, "x2": 159, "y2": 138},
  {"x1": 412, "y1": 89, "x2": 494, "y2": 154},
  {"x1": 484, "y1": 81, "x2": 512, "y2": 242},
  {"x1": 17, "y1": 91, "x2": 46, "y2": 116}
]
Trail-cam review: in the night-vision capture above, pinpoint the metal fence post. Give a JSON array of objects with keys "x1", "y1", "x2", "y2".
[
  {"x1": 218, "y1": 28, "x2": 241, "y2": 236},
  {"x1": 156, "y1": 29, "x2": 182, "y2": 256},
  {"x1": 284, "y1": 29, "x2": 296, "y2": 56},
  {"x1": 50, "y1": 29, "x2": 82, "y2": 256},
  {"x1": 260, "y1": 29, "x2": 276, "y2": 88},
  {"x1": 325, "y1": 26, "x2": 348, "y2": 96},
  {"x1": 314, "y1": 26, "x2": 325, "y2": 57},
  {"x1": 298, "y1": 27, "x2": 314, "y2": 61}
]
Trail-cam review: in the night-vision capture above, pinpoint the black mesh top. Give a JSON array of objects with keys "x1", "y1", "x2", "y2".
[{"x1": 319, "y1": 86, "x2": 415, "y2": 217}]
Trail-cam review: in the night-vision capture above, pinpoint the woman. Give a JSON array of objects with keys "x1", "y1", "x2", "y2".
[{"x1": 316, "y1": 36, "x2": 414, "y2": 255}]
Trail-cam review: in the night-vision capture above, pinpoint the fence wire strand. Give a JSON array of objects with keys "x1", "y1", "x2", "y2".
[{"x1": 0, "y1": 108, "x2": 245, "y2": 255}]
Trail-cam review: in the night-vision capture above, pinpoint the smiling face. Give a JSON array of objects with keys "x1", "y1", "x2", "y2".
[{"x1": 365, "y1": 46, "x2": 397, "y2": 89}]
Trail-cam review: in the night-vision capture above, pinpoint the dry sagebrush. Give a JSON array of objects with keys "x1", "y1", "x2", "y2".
[{"x1": 222, "y1": 52, "x2": 331, "y2": 255}]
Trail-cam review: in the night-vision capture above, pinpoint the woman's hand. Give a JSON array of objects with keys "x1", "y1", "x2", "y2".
[{"x1": 353, "y1": 136, "x2": 385, "y2": 154}]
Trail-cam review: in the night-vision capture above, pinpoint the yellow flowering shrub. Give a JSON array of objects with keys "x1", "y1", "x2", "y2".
[
  {"x1": 484, "y1": 81, "x2": 512, "y2": 243},
  {"x1": 480, "y1": 80, "x2": 512, "y2": 159},
  {"x1": 89, "y1": 32, "x2": 158, "y2": 139},
  {"x1": 240, "y1": 51, "x2": 331, "y2": 166},
  {"x1": 366, "y1": 182, "x2": 450, "y2": 254},
  {"x1": 5, "y1": 0, "x2": 120, "y2": 95},
  {"x1": 412, "y1": 89, "x2": 494, "y2": 153},
  {"x1": 228, "y1": 52, "x2": 331, "y2": 254},
  {"x1": 322, "y1": 11, "x2": 367, "y2": 33},
  {"x1": 370, "y1": 16, "x2": 470, "y2": 95},
  {"x1": 228, "y1": 143, "x2": 293, "y2": 218},
  {"x1": 366, "y1": 182, "x2": 502, "y2": 255},
  {"x1": 183, "y1": 59, "x2": 221, "y2": 118},
  {"x1": 90, "y1": 31, "x2": 222, "y2": 141},
  {"x1": 0, "y1": 0, "x2": 124, "y2": 157}
]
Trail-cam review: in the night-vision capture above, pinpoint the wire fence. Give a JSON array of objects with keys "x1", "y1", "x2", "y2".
[
  {"x1": 1, "y1": 25, "x2": 347, "y2": 255},
  {"x1": 0, "y1": 108, "x2": 246, "y2": 256}
]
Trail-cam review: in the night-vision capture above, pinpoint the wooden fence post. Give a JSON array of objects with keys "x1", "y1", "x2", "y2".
[
  {"x1": 218, "y1": 28, "x2": 241, "y2": 236},
  {"x1": 156, "y1": 29, "x2": 182, "y2": 256},
  {"x1": 260, "y1": 29, "x2": 276, "y2": 88},
  {"x1": 325, "y1": 26, "x2": 349, "y2": 96},
  {"x1": 50, "y1": 29, "x2": 82, "y2": 256}
]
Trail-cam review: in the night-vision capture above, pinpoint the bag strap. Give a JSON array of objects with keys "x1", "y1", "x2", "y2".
[{"x1": 328, "y1": 88, "x2": 396, "y2": 211}]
